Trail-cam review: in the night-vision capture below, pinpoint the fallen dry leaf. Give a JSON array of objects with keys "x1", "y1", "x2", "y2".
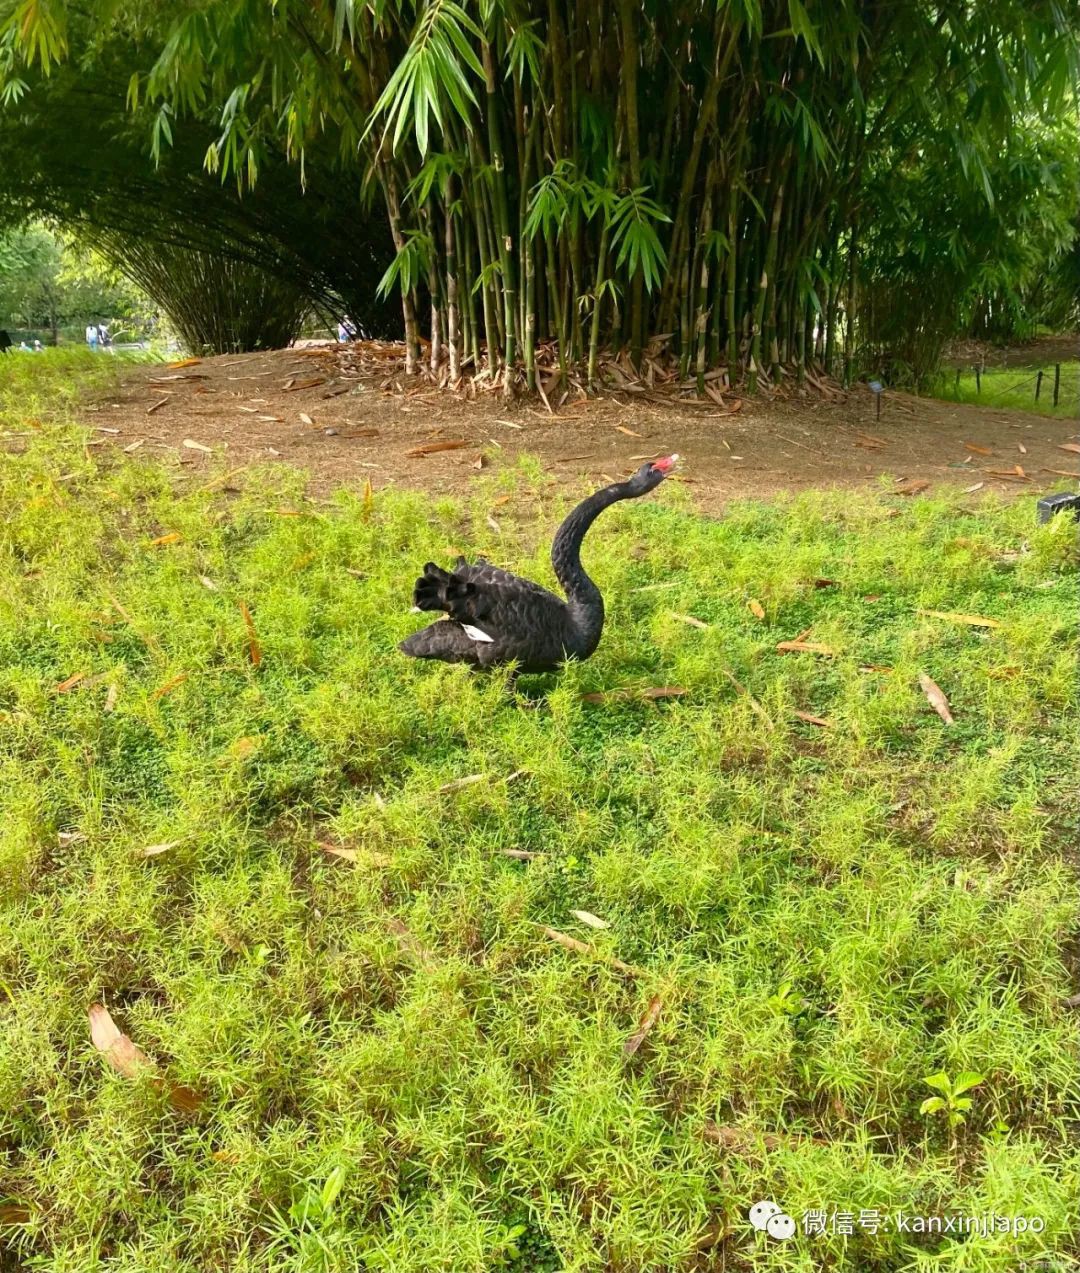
[
  {"x1": 406, "y1": 439, "x2": 467, "y2": 457},
  {"x1": 583, "y1": 685, "x2": 687, "y2": 704},
  {"x1": 623, "y1": 995, "x2": 663, "y2": 1057},
  {"x1": 182, "y1": 439, "x2": 212, "y2": 454},
  {"x1": 501, "y1": 848, "x2": 541, "y2": 861},
  {"x1": 776, "y1": 640, "x2": 835, "y2": 656},
  {"x1": 963, "y1": 442, "x2": 993, "y2": 456},
  {"x1": 894, "y1": 479, "x2": 930, "y2": 496},
  {"x1": 918, "y1": 609, "x2": 1001, "y2": 629},
  {"x1": 486, "y1": 515, "x2": 501, "y2": 533},
  {"x1": 962, "y1": 482, "x2": 985, "y2": 494},
  {"x1": 1043, "y1": 468, "x2": 1080, "y2": 478},
  {"x1": 439, "y1": 773, "x2": 486, "y2": 794},
  {"x1": 918, "y1": 672, "x2": 954, "y2": 725},
  {"x1": 793, "y1": 711, "x2": 832, "y2": 727},
  {"x1": 672, "y1": 612, "x2": 710, "y2": 630},
  {"x1": 748, "y1": 599, "x2": 765, "y2": 620},
  {"x1": 1018, "y1": 443, "x2": 1027, "y2": 455},
  {"x1": 230, "y1": 735, "x2": 260, "y2": 759},
  {"x1": 299, "y1": 412, "x2": 314, "y2": 426},
  {"x1": 89, "y1": 1003, "x2": 152, "y2": 1077},
  {"x1": 319, "y1": 843, "x2": 391, "y2": 867},
  {"x1": 284, "y1": 377, "x2": 326, "y2": 392},
  {"x1": 703, "y1": 1122, "x2": 828, "y2": 1152},
  {"x1": 149, "y1": 532, "x2": 182, "y2": 547},
  {"x1": 103, "y1": 683, "x2": 119, "y2": 713},
  {"x1": 150, "y1": 673, "x2": 189, "y2": 699},
  {"x1": 237, "y1": 601, "x2": 261, "y2": 667},
  {"x1": 147, "y1": 397, "x2": 170, "y2": 415},
  {"x1": 167, "y1": 357, "x2": 202, "y2": 370},
  {"x1": 615, "y1": 425, "x2": 643, "y2": 437},
  {"x1": 570, "y1": 910, "x2": 610, "y2": 930},
  {"x1": 493, "y1": 494, "x2": 511, "y2": 506},
  {"x1": 536, "y1": 925, "x2": 638, "y2": 976},
  {"x1": 55, "y1": 671, "x2": 86, "y2": 693},
  {"x1": 387, "y1": 917, "x2": 436, "y2": 968},
  {"x1": 199, "y1": 575, "x2": 217, "y2": 590},
  {"x1": 1058, "y1": 443, "x2": 1080, "y2": 455},
  {"x1": 140, "y1": 841, "x2": 178, "y2": 857}
]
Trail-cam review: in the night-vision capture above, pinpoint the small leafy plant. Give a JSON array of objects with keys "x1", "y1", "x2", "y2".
[{"x1": 919, "y1": 1072, "x2": 985, "y2": 1128}]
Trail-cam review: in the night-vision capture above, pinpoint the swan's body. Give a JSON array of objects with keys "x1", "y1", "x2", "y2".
[{"x1": 399, "y1": 455, "x2": 677, "y2": 673}]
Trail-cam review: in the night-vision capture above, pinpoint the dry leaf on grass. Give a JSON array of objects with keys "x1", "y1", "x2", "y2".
[
  {"x1": 150, "y1": 673, "x2": 188, "y2": 699},
  {"x1": 199, "y1": 576, "x2": 217, "y2": 591},
  {"x1": 439, "y1": 773, "x2": 486, "y2": 794},
  {"x1": 962, "y1": 482, "x2": 985, "y2": 494},
  {"x1": 570, "y1": 910, "x2": 610, "y2": 930},
  {"x1": 583, "y1": 686, "x2": 687, "y2": 704},
  {"x1": 793, "y1": 711, "x2": 832, "y2": 727},
  {"x1": 55, "y1": 671, "x2": 86, "y2": 693},
  {"x1": 623, "y1": 995, "x2": 663, "y2": 1057},
  {"x1": 918, "y1": 609, "x2": 1001, "y2": 629},
  {"x1": 230, "y1": 735, "x2": 260, "y2": 759},
  {"x1": 387, "y1": 917, "x2": 436, "y2": 968},
  {"x1": 182, "y1": 439, "x2": 212, "y2": 454},
  {"x1": 918, "y1": 673, "x2": 954, "y2": 724},
  {"x1": 963, "y1": 442, "x2": 993, "y2": 456},
  {"x1": 406, "y1": 439, "x2": 467, "y2": 457},
  {"x1": 103, "y1": 683, "x2": 119, "y2": 713},
  {"x1": 894, "y1": 479, "x2": 930, "y2": 496},
  {"x1": 748, "y1": 599, "x2": 765, "y2": 620},
  {"x1": 89, "y1": 1003, "x2": 152, "y2": 1077},
  {"x1": 501, "y1": 848, "x2": 541, "y2": 861},
  {"x1": 140, "y1": 841, "x2": 178, "y2": 857},
  {"x1": 493, "y1": 494, "x2": 511, "y2": 506},
  {"x1": 149, "y1": 532, "x2": 182, "y2": 547},
  {"x1": 672, "y1": 612, "x2": 710, "y2": 630},
  {"x1": 703, "y1": 1122, "x2": 827, "y2": 1152},
  {"x1": 776, "y1": 639, "x2": 835, "y2": 656},
  {"x1": 536, "y1": 925, "x2": 638, "y2": 976},
  {"x1": 237, "y1": 602, "x2": 261, "y2": 667},
  {"x1": 318, "y1": 843, "x2": 391, "y2": 867}
]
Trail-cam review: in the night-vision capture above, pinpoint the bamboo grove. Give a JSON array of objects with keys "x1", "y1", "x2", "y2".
[{"x1": 3, "y1": 0, "x2": 1078, "y2": 391}]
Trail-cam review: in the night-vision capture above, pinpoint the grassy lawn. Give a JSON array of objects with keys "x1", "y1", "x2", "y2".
[
  {"x1": 930, "y1": 361, "x2": 1080, "y2": 419},
  {"x1": 1, "y1": 354, "x2": 1078, "y2": 1272}
]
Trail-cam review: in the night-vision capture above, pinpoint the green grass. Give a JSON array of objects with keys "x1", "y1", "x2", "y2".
[
  {"x1": 1, "y1": 355, "x2": 1079, "y2": 1272},
  {"x1": 930, "y1": 362, "x2": 1080, "y2": 419}
]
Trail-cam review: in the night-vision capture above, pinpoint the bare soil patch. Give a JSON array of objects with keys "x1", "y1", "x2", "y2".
[{"x1": 83, "y1": 343, "x2": 1080, "y2": 511}]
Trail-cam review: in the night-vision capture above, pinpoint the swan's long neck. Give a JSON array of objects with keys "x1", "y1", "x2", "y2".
[{"x1": 550, "y1": 483, "x2": 631, "y2": 653}]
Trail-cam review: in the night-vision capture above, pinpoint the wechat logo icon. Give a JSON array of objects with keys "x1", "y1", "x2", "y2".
[{"x1": 749, "y1": 1200, "x2": 796, "y2": 1241}]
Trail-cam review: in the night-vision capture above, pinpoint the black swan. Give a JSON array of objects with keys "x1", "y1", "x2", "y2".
[{"x1": 399, "y1": 455, "x2": 678, "y2": 674}]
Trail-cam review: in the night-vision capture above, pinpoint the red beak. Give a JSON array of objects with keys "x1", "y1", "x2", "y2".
[{"x1": 650, "y1": 454, "x2": 679, "y2": 474}]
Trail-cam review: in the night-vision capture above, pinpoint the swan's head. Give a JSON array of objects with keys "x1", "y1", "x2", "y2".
[{"x1": 628, "y1": 454, "x2": 679, "y2": 494}]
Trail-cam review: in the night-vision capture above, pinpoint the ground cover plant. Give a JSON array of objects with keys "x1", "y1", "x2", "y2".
[
  {"x1": 930, "y1": 361, "x2": 1080, "y2": 421},
  {"x1": 0, "y1": 358, "x2": 1078, "y2": 1272}
]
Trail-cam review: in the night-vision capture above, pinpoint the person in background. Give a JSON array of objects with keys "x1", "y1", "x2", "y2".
[
  {"x1": 33, "y1": 340, "x2": 44, "y2": 352},
  {"x1": 86, "y1": 323, "x2": 99, "y2": 350},
  {"x1": 0, "y1": 330, "x2": 12, "y2": 355},
  {"x1": 99, "y1": 323, "x2": 111, "y2": 348},
  {"x1": 337, "y1": 315, "x2": 356, "y2": 342},
  {"x1": 18, "y1": 341, "x2": 31, "y2": 352}
]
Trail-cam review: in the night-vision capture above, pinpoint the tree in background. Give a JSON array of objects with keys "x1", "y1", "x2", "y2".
[
  {"x1": 1, "y1": 1, "x2": 1076, "y2": 385},
  {"x1": 0, "y1": 224, "x2": 148, "y2": 343}
]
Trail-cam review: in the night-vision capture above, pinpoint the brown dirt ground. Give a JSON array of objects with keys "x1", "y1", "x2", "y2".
[{"x1": 82, "y1": 343, "x2": 1080, "y2": 513}]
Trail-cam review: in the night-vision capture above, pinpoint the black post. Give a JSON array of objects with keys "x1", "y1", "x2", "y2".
[
  {"x1": 876, "y1": 391, "x2": 881, "y2": 420},
  {"x1": 975, "y1": 364, "x2": 981, "y2": 394},
  {"x1": 1053, "y1": 363, "x2": 1060, "y2": 407},
  {"x1": 1036, "y1": 370, "x2": 1043, "y2": 402}
]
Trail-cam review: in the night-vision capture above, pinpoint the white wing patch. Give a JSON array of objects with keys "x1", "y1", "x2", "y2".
[{"x1": 461, "y1": 623, "x2": 495, "y2": 643}]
